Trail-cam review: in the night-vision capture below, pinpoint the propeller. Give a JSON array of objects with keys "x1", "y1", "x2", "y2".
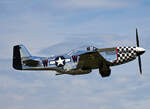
[
  {"x1": 136, "y1": 28, "x2": 142, "y2": 75},
  {"x1": 136, "y1": 28, "x2": 139, "y2": 47}
]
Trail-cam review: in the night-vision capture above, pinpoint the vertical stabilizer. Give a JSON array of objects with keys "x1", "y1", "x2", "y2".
[{"x1": 13, "y1": 45, "x2": 31, "y2": 70}]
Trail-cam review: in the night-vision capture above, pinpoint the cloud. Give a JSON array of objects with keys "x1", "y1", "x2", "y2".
[
  {"x1": 1, "y1": 56, "x2": 150, "y2": 109},
  {"x1": 0, "y1": 0, "x2": 150, "y2": 109},
  {"x1": 52, "y1": 0, "x2": 137, "y2": 10},
  {"x1": 123, "y1": 99, "x2": 150, "y2": 109},
  {"x1": 39, "y1": 33, "x2": 137, "y2": 56}
]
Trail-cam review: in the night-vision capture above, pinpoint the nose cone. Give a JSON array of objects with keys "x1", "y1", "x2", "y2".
[{"x1": 136, "y1": 47, "x2": 146, "y2": 56}]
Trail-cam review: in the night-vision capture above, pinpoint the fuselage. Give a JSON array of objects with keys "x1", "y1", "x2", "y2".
[
  {"x1": 12, "y1": 29, "x2": 146, "y2": 77},
  {"x1": 16, "y1": 46, "x2": 145, "y2": 75}
]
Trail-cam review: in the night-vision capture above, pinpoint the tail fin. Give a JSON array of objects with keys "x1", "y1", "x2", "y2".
[{"x1": 13, "y1": 45, "x2": 31, "y2": 70}]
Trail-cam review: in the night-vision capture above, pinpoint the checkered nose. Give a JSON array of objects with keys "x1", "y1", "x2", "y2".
[
  {"x1": 136, "y1": 47, "x2": 145, "y2": 56},
  {"x1": 116, "y1": 47, "x2": 137, "y2": 64}
]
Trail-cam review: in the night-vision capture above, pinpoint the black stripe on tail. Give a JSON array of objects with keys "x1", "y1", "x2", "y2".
[{"x1": 13, "y1": 45, "x2": 22, "y2": 70}]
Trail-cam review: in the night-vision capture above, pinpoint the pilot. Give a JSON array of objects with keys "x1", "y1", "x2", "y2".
[
  {"x1": 87, "y1": 46, "x2": 98, "y2": 51},
  {"x1": 87, "y1": 47, "x2": 90, "y2": 51}
]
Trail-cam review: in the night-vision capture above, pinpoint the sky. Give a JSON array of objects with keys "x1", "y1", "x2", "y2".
[{"x1": 0, "y1": 0, "x2": 150, "y2": 109}]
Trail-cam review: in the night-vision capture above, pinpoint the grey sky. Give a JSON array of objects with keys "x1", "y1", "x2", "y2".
[{"x1": 0, "y1": 0, "x2": 150, "y2": 109}]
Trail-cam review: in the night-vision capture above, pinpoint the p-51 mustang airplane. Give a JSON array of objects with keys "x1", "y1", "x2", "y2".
[{"x1": 13, "y1": 29, "x2": 145, "y2": 77}]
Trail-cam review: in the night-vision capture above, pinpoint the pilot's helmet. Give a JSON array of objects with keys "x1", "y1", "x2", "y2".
[{"x1": 87, "y1": 47, "x2": 90, "y2": 51}]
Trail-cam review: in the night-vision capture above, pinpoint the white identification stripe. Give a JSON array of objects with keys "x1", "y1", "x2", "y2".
[
  {"x1": 65, "y1": 58, "x2": 71, "y2": 62},
  {"x1": 50, "y1": 61, "x2": 55, "y2": 64}
]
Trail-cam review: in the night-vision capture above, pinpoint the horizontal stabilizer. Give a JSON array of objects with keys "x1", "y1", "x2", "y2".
[{"x1": 23, "y1": 59, "x2": 40, "y2": 67}]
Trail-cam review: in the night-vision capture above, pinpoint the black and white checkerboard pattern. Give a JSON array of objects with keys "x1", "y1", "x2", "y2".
[{"x1": 116, "y1": 47, "x2": 137, "y2": 64}]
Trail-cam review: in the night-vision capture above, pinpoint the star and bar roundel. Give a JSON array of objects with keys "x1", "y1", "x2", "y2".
[
  {"x1": 43, "y1": 55, "x2": 79, "y2": 67},
  {"x1": 49, "y1": 56, "x2": 71, "y2": 67},
  {"x1": 43, "y1": 56, "x2": 66, "y2": 67}
]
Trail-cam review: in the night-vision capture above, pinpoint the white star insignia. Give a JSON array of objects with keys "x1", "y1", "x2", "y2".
[{"x1": 56, "y1": 57, "x2": 64, "y2": 66}]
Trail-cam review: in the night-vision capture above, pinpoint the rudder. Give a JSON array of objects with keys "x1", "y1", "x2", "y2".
[
  {"x1": 13, "y1": 45, "x2": 22, "y2": 70},
  {"x1": 13, "y1": 45, "x2": 31, "y2": 70}
]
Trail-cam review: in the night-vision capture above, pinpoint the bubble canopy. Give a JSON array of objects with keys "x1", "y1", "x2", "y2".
[{"x1": 67, "y1": 46, "x2": 98, "y2": 56}]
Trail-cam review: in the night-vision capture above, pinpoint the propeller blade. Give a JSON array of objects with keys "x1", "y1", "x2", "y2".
[
  {"x1": 138, "y1": 56, "x2": 142, "y2": 75},
  {"x1": 136, "y1": 28, "x2": 144, "y2": 75},
  {"x1": 136, "y1": 28, "x2": 140, "y2": 47}
]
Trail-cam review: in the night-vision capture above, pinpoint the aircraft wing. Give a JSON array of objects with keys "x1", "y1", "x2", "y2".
[
  {"x1": 76, "y1": 47, "x2": 117, "y2": 77},
  {"x1": 77, "y1": 51, "x2": 112, "y2": 70}
]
